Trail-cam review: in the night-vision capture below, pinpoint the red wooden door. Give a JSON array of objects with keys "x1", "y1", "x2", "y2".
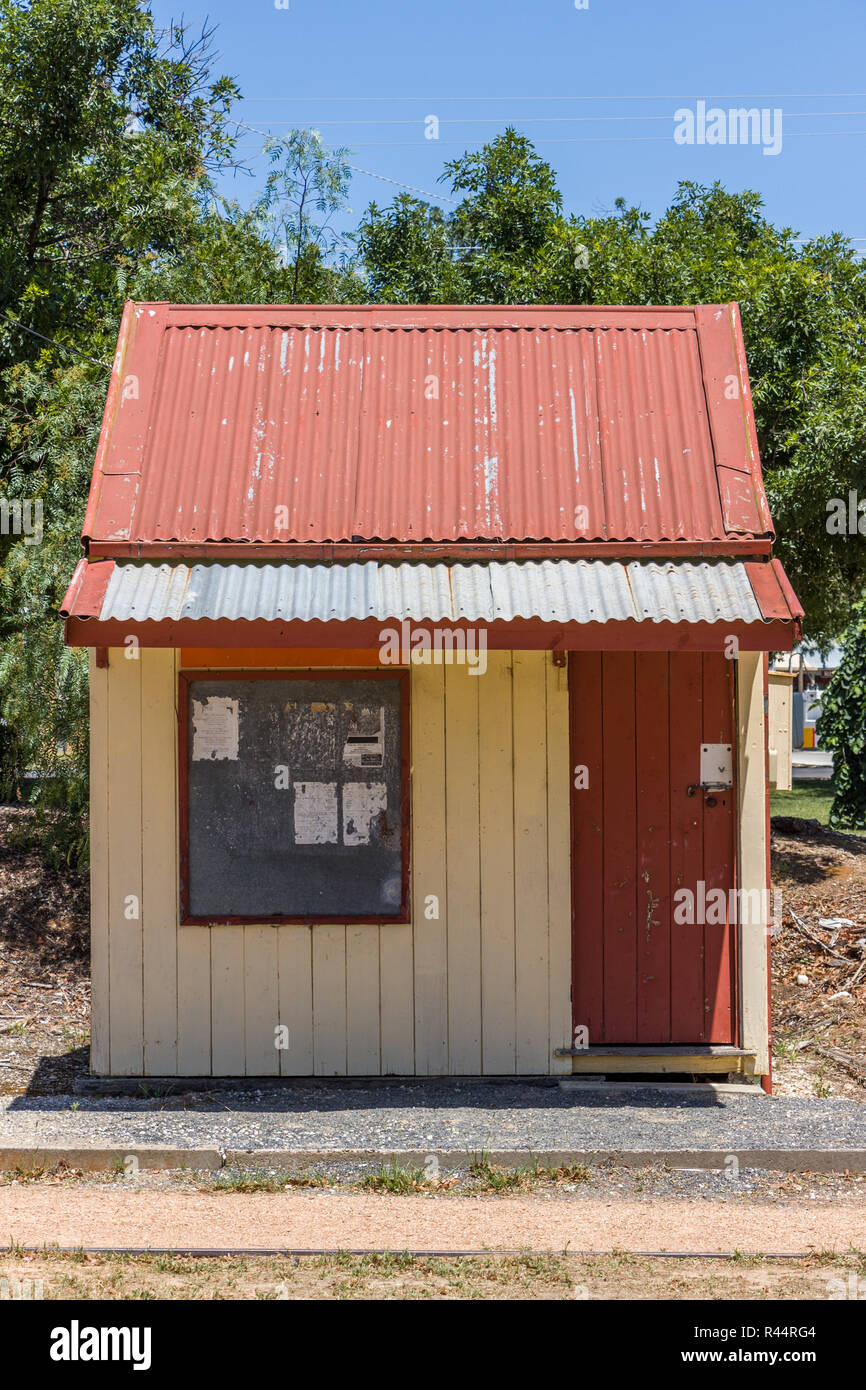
[{"x1": 569, "y1": 652, "x2": 737, "y2": 1045}]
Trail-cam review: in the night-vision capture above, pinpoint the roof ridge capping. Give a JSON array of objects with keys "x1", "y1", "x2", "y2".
[{"x1": 153, "y1": 301, "x2": 704, "y2": 330}]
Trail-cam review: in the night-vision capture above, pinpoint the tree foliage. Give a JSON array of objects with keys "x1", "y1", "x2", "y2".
[
  {"x1": 256, "y1": 130, "x2": 352, "y2": 303},
  {"x1": 0, "y1": 0, "x2": 240, "y2": 362},
  {"x1": 816, "y1": 603, "x2": 866, "y2": 828}
]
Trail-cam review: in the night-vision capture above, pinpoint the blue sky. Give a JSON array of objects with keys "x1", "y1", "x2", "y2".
[{"x1": 151, "y1": 0, "x2": 866, "y2": 251}]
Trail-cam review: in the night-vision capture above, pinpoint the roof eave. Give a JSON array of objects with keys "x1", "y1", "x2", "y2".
[
  {"x1": 85, "y1": 537, "x2": 775, "y2": 562},
  {"x1": 65, "y1": 613, "x2": 800, "y2": 654}
]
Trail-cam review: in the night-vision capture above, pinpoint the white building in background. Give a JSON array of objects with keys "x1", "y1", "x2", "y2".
[{"x1": 771, "y1": 644, "x2": 843, "y2": 756}]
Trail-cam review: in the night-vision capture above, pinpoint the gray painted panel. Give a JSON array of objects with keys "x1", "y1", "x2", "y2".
[{"x1": 185, "y1": 677, "x2": 404, "y2": 920}]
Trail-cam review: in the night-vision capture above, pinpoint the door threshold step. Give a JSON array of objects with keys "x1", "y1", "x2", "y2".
[{"x1": 553, "y1": 1046, "x2": 758, "y2": 1075}]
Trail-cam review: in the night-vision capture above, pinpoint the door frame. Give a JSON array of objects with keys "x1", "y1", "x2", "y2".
[{"x1": 568, "y1": 650, "x2": 741, "y2": 1049}]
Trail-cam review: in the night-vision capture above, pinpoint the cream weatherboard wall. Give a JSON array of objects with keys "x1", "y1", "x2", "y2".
[
  {"x1": 88, "y1": 648, "x2": 573, "y2": 1076},
  {"x1": 736, "y1": 651, "x2": 772, "y2": 1078},
  {"x1": 767, "y1": 670, "x2": 794, "y2": 792}
]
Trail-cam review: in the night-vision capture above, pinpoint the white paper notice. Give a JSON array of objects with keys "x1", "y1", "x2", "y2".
[
  {"x1": 342, "y1": 782, "x2": 387, "y2": 846},
  {"x1": 294, "y1": 781, "x2": 338, "y2": 845},
  {"x1": 192, "y1": 697, "x2": 239, "y2": 761}
]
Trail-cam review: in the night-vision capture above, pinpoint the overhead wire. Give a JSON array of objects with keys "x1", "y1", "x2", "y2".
[
  {"x1": 235, "y1": 119, "x2": 458, "y2": 203},
  {"x1": 0, "y1": 311, "x2": 111, "y2": 368}
]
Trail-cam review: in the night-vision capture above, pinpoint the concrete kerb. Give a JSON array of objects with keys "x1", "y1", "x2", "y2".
[
  {"x1": 2, "y1": 1145, "x2": 866, "y2": 1174},
  {"x1": 0, "y1": 1147, "x2": 224, "y2": 1173},
  {"x1": 69, "y1": 1075, "x2": 764, "y2": 1098}
]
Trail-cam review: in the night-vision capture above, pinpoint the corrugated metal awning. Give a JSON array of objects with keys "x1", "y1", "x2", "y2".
[{"x1": 63, "y1": 558, "x2": 800, "y2": 629}]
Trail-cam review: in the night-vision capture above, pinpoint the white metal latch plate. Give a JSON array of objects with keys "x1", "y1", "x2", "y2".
[{"x1": 699, "y1": 742, "x2": 733, "y2": 788}]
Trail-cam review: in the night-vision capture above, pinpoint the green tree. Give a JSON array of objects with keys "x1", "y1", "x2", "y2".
[
  {"x1": 355, "y1": 129, "x2": 575, "y2": 304},
  {"x1": 0, "y1": 0, "x2": 240, "y2": 358},
  {"x1": 255, "y1": 129, "x2": 352, "y2": 304},
  {"x1": 0, "y1": 364, "x2": 99, "y2": 862},
  {"x1": 816, "y1": 604, "x2": 866, "y2": 828},
  {"x1": 442, "y1": 129, "x2": 570, "y2": 302},
  {"x1": 355, "y1": 195, "x2": 460, "y2": 304},
  {"x1": 0, "y1": 0, "x2": 279, "y2": 864}
]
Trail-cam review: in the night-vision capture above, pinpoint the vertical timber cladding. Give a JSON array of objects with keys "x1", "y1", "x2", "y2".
[
  {"x1": 570, "y1": 652, "x2": 737, "y2": 1046},
  {"x1": 178, "y1": 671, "x2": 409, "y2": 924}
]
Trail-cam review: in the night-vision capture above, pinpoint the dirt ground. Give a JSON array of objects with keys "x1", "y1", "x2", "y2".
[
  {"x1": 0, "y1": 808, "x2": 89, "y2": 1096},
  {"x1": 1, "y1": 804, "x2": 865, "y2": 1097},
  {"x1": 2, "y1": 1161, "x2": 865, "y2": 1299},
  {"x1": 771, "y1": 817, "x2": 866, "y2": 1098},
  {"x1": 1, "y1": 1247, "x2": 862, "y2": 1300},
  {"x1": 1, "y1": 1183, "x2": 864, "y2": 1256}
]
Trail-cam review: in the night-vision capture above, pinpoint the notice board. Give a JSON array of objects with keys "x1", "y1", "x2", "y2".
[{"x1": 179, "y1": 671, "x2": 408, "y2": 923}]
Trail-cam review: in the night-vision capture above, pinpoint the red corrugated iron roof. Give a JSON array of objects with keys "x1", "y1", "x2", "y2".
[{"x1": 81, "y1": 302, "x2": 774, "y2": 558}]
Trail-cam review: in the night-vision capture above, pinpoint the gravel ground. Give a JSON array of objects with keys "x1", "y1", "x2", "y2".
[{"x1": 2, "y1": 1082, "x2": 866, "y2": 1154}]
